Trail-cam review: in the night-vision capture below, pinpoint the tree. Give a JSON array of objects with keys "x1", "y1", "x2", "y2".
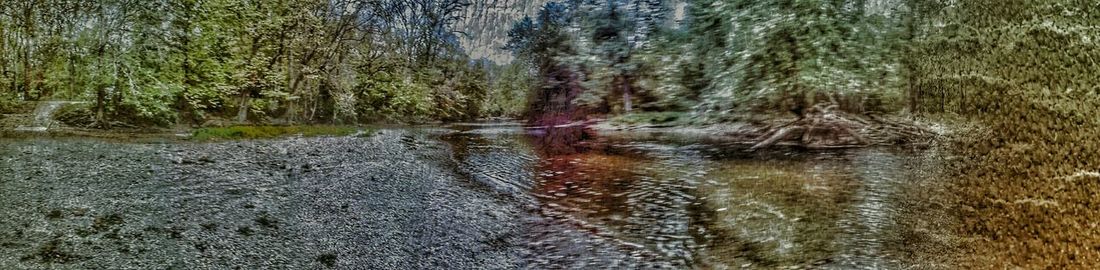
[
  {"x1": 506, "y1": 2, "x2": 582, "y2": 124},
  {"x1": 578, "y1": 0, "x2": 639, "y2": 113},
  {"x1": 0, "y1": 0, "x2": 508, "y2": 126}
]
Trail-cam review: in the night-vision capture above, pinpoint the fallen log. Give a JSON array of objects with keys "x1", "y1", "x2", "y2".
[
  {"x1": 750, "y1": 126, "x2": 804, "y2": 151},
  {"x1": 748, "y1": 103, "x2": 936, "y2": 151}
]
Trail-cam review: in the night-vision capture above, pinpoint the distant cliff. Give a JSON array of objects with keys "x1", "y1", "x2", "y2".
[
  {"x1": 456, "y1": 0, "x2": 550, "y2": 63},
  {"x1": 456, "y1": 0, "x2": 689, "y2": 63}
]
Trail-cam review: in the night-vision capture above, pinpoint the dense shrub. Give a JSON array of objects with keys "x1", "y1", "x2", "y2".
[{"x1": 190, "y1": 126, "x2": 364, "y2": 141}]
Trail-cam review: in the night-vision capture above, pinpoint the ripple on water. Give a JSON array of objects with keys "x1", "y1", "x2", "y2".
[
  {"x1": 442, "y1": 127, "x2": 952, "y2": 269},
  {"x1": 828, "y1": 149, "x2": 907, "y2": 270}
]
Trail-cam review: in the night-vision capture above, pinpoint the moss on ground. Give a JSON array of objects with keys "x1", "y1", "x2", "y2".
[
  {"x1": 236, "y1": 226, "x2": 254, "y2": 236},
  {"x1": 21, "y1": 238, "x2": 85, "y2": 264},
  {"x1": 190, "y1": 125, "x2": 371, "y2": 141},
  {"x1": 316, "y1": 253, "x2": 338, "y2": 268},
  {"x1": 91, "y1": 213, "x2": 125, "y2": 233},
  {"x1": 255, "y1": 213, "x2": 279, "y2": 229}
]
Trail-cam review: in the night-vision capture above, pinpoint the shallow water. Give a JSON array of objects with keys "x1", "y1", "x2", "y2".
[
  {"x1": 444, "y1": 123, "x2": 955, "y2": 269},
  {"x1": 0, "y1": 124, "x2": 955, "y2": 269}
]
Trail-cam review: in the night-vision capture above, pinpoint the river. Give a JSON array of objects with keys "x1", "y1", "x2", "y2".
[{"x1": 0, "y1": 123, "x2": 958, "y2": 269}]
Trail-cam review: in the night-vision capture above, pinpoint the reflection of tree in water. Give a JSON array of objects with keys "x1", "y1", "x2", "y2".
[
  {"x1": 525, "y1": 126, "x2": 598, "y2": 156},
  {"x1": 523, "y1": 127, "x2": 658, "y2": 267},
  {"x1": 523, "y1": 126, "x2": 703, "y2": 267},
  {"x1": 526, "y1": 66, "x2": 587, "y2": 126}
]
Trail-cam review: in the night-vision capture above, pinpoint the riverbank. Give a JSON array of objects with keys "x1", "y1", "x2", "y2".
[
  {"x1": 0, "y1": 101, "x2": 463, "y2": 142},
  {"x1": 2, "y1": 123, "x2": 964, "y2": 269},
  {"x1": 3, "y1": 101, "x2": 950, "y2": 150},
  {"x1": 591, "y1": 111, "x2": 952, "y2": 149},
  {"x1": 0, "y1": 102, "x2": 371, "y2": 142},
  {"x1": 0, "y1": 129, "x2": 528, "y2": 269}
]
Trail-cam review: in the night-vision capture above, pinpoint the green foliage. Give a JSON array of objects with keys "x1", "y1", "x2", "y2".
[
  {"x1": 690, "y1": 0, "x2": 904, "y2": 115},
  {"x1": 54, "y1": 102, "x2": 174, "y2": 128},
  {"x1": 507, "y1": 0, "x2": 910, "y2": 120},
  {"x1": 54, "y1": 103, "x2": 92, "y2": 127},
  {"x1": 628, "y1": 34, "x2": 684, "y2": 111},
  {"x1": 190, "y1": 125, "x2": 365, "y2": 141},
  {"x1": 484, "y1": 62, "x2": 535, "y2": 117},
  {"x1": 505, "y1": 2, "x2": 584, "y2": 122},
  {"x1": 426, "y1": 62, "x2": 490, "y2": 121},
  {"x1": 0, "y1": 0, "x2": 492, "y2": 127},
  {"x1": 355, "y1": 71, "x2": 435, "y2": 122},
  {"x1": 0, "y1": 92, "x2": 27, "y2": 114}
]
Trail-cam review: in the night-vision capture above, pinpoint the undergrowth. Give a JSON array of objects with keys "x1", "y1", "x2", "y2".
[{"x1": 191, "y1": 125, "x2": 370, "y2": 141}]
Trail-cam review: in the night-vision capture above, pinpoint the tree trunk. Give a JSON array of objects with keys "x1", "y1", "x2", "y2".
[
  {"x1": 112, "y1": 63, "x2": 122, "y2": 108},
  {"x1": 237, "y1": 94, "x2": 250, "y2": 123},
  {"x1": 750, "y1": 126, "x2": 801, "y2": 151},
  {"x1": 0, "y1": 24, "x2": 7, "y2": 93},
  {"x1": 908, "y1": 70, "x2": 919, "y2": 114},
  {"x1": 95, "y1": 85, "x2": 106, "y2": 127},
  {"x1": 94, "y1": 47, "x2": 107, "y2": 127},
  {"x1": 22, "y1": 48, "x2": 32, "y2": 100},
  {"x1": 69, "y1": 53, "x2": 77, "y2": 97},
  {"x1": 749, "y1": 102, "x2": 938, "y2": 151},
  {"x1": 178, "y1": 35, "x2": 195, "y2": 124},
  {"x1": 622, "y1": 86, "x2": 633, "y2": 113},
  {"x1": 904, "y1": 14, "x2": 920, "y2": 115}
]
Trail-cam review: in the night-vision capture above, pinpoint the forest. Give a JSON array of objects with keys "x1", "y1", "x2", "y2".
[
  {"x1": 0, "y1": 0, "x2": 977, "y2": 128},
  {"x1": 0, "y1": 0, "x2": 525, "y2": 127},
  {"x1": 2, "y1": 0, "x2": 1100, "y2": 268},
  {"x1": 2, "y1": 0, "x2": 1091, "y2": 129}
]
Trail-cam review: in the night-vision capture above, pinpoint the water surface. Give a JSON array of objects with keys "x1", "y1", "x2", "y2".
[
  {"x1": 445, "y1": 123, "x2": 956, "y2": 269},
  {"x1": 0, "y1": 124, "x2": 957, "y2": 269}
]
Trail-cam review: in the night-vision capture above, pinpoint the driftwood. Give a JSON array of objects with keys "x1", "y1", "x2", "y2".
[
  {"x1": 749, "y1": 126, "x2": 803, "y2": 151},
  {"x1": 749, "y1": 103, "x2": 936, "y2": 151}
]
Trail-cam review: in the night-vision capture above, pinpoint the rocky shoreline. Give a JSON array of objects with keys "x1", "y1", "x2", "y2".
[{"x1": 0, "y1": 130, "x2": 527, "y2": 269}]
